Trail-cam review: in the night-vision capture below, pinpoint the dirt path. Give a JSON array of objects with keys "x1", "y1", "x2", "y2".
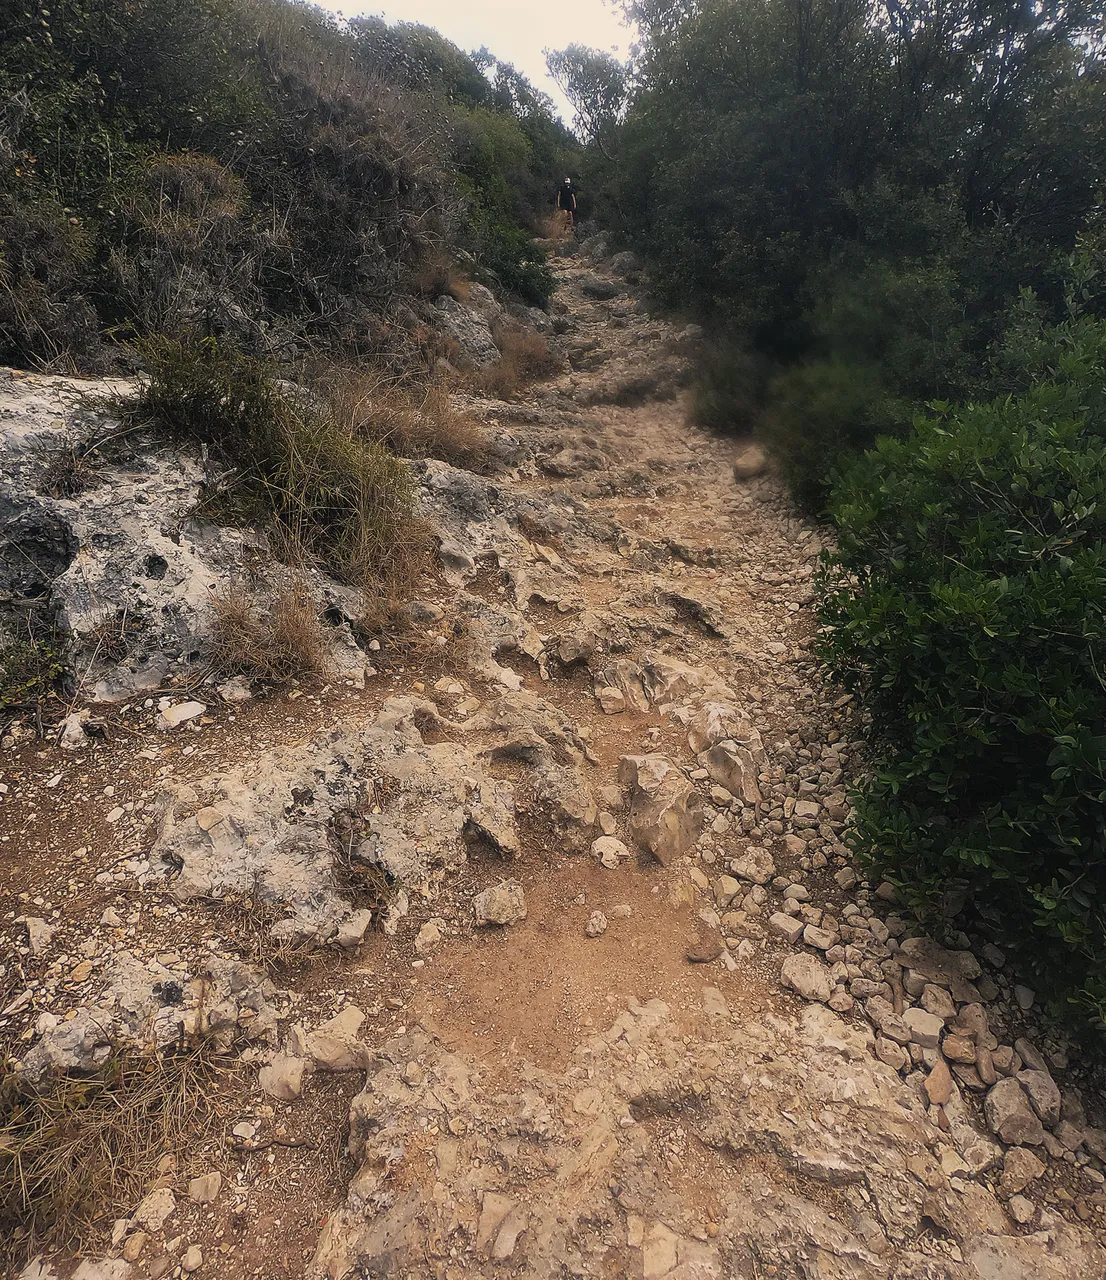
[{"x1": 4, "y1": 252, "x2": 1106, "y2": 1280}]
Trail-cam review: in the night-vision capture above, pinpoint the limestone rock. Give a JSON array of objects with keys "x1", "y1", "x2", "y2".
[
  {"x1": 158, "y1": 700, "x2": 206, "y2": 730},
  {"x1": 415, "y1": 919, "x2": 444, "y2": 954},
  {"x1": 585, "y1": 910, "x2": 608, "y2": 938},
  {"x1": 730, "y1": 845, "x2": 775, "y2": 884},
  {"x1": 985, "y1": 1077, "x2": 1045, "y2": 1145},
  {"x1": 924, "y1": 1058, "x2": 953, "y2": 1106},
  {"x1": 473, "y1": 879, "x2": 527, "y2": 927},
  {"x1": 259, "y1": 1053, "x2": 311, "y2": 1101},
  {"x1": 903, "y1": 1006, "x2": 944, "y2": 1048},
  {"x1": 769, "y1": 912, "x2": 804, "y2": 944},
  {"x1": 595, "y1": 686, "x2": 626, "y2": 714},
  {"x1": 133, "y1": 1187, "x2": 176, "y2": 1232},
  {"x1": 434, "y1": 295, "x2": 499, "y2": 367},
  {"x1": 1001, "y1": 1147, "x2": 1045, "y2": 1195},
  {"x1": 781, "y1": 953, "x2": 833, "y2": 1003},
  {"x1": 1018, "y1": 1069, "x2": 1061, "y2": 1128},
  {"x1": 732, "y1": 445, "x2": 768, "y2": 480},
  {"x1": 618, "y1": 754, "x2": 707, "y2": 865},
  {"x1": 187, "y1": 1172, "x2": 223, "y2": 1205},
  {"x1": 592, "y1": 835, "x2": 630, "y2": 869},
  {"x1": 305, "y1": 1006, "x2": 369, "y2": 1072},
  {"x1": 701, "y1": 740, "x2": 762, "y2": 806}
]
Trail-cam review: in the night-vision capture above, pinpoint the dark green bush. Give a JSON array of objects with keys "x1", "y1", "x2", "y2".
[
  {"x1": 764, "y1": 358, "x2": 908, "y2": 508},
  {"x1": 820, "y1": 312, "x2": 1106, "y2": 1022}
]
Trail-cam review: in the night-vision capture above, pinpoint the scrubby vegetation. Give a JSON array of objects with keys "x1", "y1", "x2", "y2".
[
  {"x1": 558, "y1": 0, "x2": 1104, "y2": 492},
  {"x1": 1, "y1": 1048, "x2": 228, "y2": 1265},
  {"x1": 0, "y1": 0, "x2": 574, "y2": 370},
  {"x1": 553, "y1": 0, "x2": 1106, "y2": 1021},
  {"x1": 129, "y1": 337, "x2": 419, "y2": 586},
  {"x1": 822, "y1": 299, "x2": 1106, "y2": 1022}
]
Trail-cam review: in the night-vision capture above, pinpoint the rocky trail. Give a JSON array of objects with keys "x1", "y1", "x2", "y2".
[{"x1": 3, "y1": 246, "x2": 1106, "y2": 1280}]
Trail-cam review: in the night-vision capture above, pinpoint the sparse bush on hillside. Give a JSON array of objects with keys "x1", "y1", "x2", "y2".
[
  {"x1": 0, "y1": 1047, "x2": 227, "y2": 1264},
  {"x1": 821, "y1": 311, "x2": 1106, "y2": 1023},
  {"x1": 0, "y1": 0, "x2": 573, "y2": 367},
  {"x1": 130, "y1": 337, "x2": 417, "y2": 586}
]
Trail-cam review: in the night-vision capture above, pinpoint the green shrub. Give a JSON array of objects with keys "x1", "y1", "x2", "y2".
[
  {"x1": 820, "y1": 314, "x2": 1106, "y2": 1022},
  {"x1": 0, "y1": 635, "x2": 67, "y2": 710},
  {"x1": 689, "y1": 340, "x2": 767, "y2": 434},
  {"x1": 131, "y1": 337, "x2": 416, "y2": 585},
  {"x1": 764, "y1": 358, "x2": 908, "y2": 509}
]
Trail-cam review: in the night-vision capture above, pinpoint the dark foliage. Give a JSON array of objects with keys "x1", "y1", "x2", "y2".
[{"x1": 822, "y1": 305, "x2": 1106, "y2": 1023}]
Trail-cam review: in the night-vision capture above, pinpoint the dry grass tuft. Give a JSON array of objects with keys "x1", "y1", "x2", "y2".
[
  {"x1": 472, "y1": 323, "x2": 562, "y2": 400},
  {"x1": 210, "y1": 582, "x2": 330, "y2": 683},
  {"x1": 324, "y1": 369, "x2": 485, "y2": 468},
  {"x1": 411, "y1": 251, "x2": 472, "y2": 302},
  {"x1": 130, "y1": 338, "x2": 419, "y2": 590},
  {"x1": 0, "y1": 1047, "x2": 232, "y2": 1267}
]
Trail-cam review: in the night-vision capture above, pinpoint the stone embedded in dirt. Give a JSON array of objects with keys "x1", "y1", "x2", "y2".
[
  {"x1": 335, "y1": 909, "x2": 373, "y2": 950},
  {"x1": 181, "y1": 1245, "x2": 203, "y2": 1273},
  {"x1": 475, "y1": 1191, "x2": 529, "y2": 1260},
  {"x1": 985, "y1": 1077, "x2": 1045, "y2": 1146},
  {"x1": 415, "y1": 919, "x2": 445, "y2": 953},
  {"x1": 595, "y1": 685, "x2": 626, "y2": 714},
  {"x1": 732, "y1": 445, "x2": 768, "y2": 480},
  {"x1": 618, "y1": 754, "x2": 707, "y2": 865},
  {"x1": 305, "y1": 1006, "x2": 370, "y2": 1072},
  {"x1": 592, "y1": 835, "x2": 630, "y2": 869},
  {"x1": 834, "y1": 866, "x2": 858, "y2": 891},
  {"x1": 157, "y1": 700, "x2": 206, "y2": 730},
  {"x1": 686, "y1": 927, "x2": 725, "y2": 964},
  {"x1": 1001, "y1": 1147, "x2": 1045, "y2": 1195},
  {"x1": 730, "y1": 845, "x2": 775, "y2": 884},
  {"x1": 1017, "y1": 1069, "x2": 1061, "y2": 1128},
  {"x1": 72, "y1": 1262, "x2": 135, "y2": 1280},
  {"x1": 701, "y1": 740, "x2": 762, "y2": 806},
  {"x1": 1007, "y1": 1195, "x2": 1037, "y2": 1226},
  {"x1": 769, "y1": 912, "x2": 804, "y2": 945},
  {"x1": 781, "y1": 953, "x2": 833, "y2": 1003},
  {"x1": 903, "y1": 1006, "x2": 944, "y2": 1048},
  {"x1": 60, "y1": 709, "x2": 91, "y2": 750},
  {"x1": 123, "y1": 1232, "x2": 147, "y2": 1262},
  {"x1": 22, "y1": 916, "x2": 55, "y2": 956},
  {"x1": 924, "y1": 1058, "x2": 954, "y2": 1106},
  {"x1": 133, "y1": 1186, "x2": 176, "y2": 1232},
  {"x1": 217, "y1": 676, "x2": 252, "y2": 703},
  {"x1": 187, "y1": 1172, "x2": 223, "y2": 1205},
  {"x1": 585, "y1": 910, "x2": 608, "y2": 938},
  {"x1": 473, "y1": 879, "x2": 527, "y2": 927},
  {"x1": 259, "y1": 1053, "x2": 311, "y2": 1101}
]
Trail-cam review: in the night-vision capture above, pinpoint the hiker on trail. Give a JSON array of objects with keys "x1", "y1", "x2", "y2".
[{"x1": 556, "y1": 177, "x2": 576, "y2": 235}]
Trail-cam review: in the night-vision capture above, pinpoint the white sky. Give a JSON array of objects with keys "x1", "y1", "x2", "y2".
[{"x1": 325, "y1": 0, "x2": 633, "y2": 122}]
